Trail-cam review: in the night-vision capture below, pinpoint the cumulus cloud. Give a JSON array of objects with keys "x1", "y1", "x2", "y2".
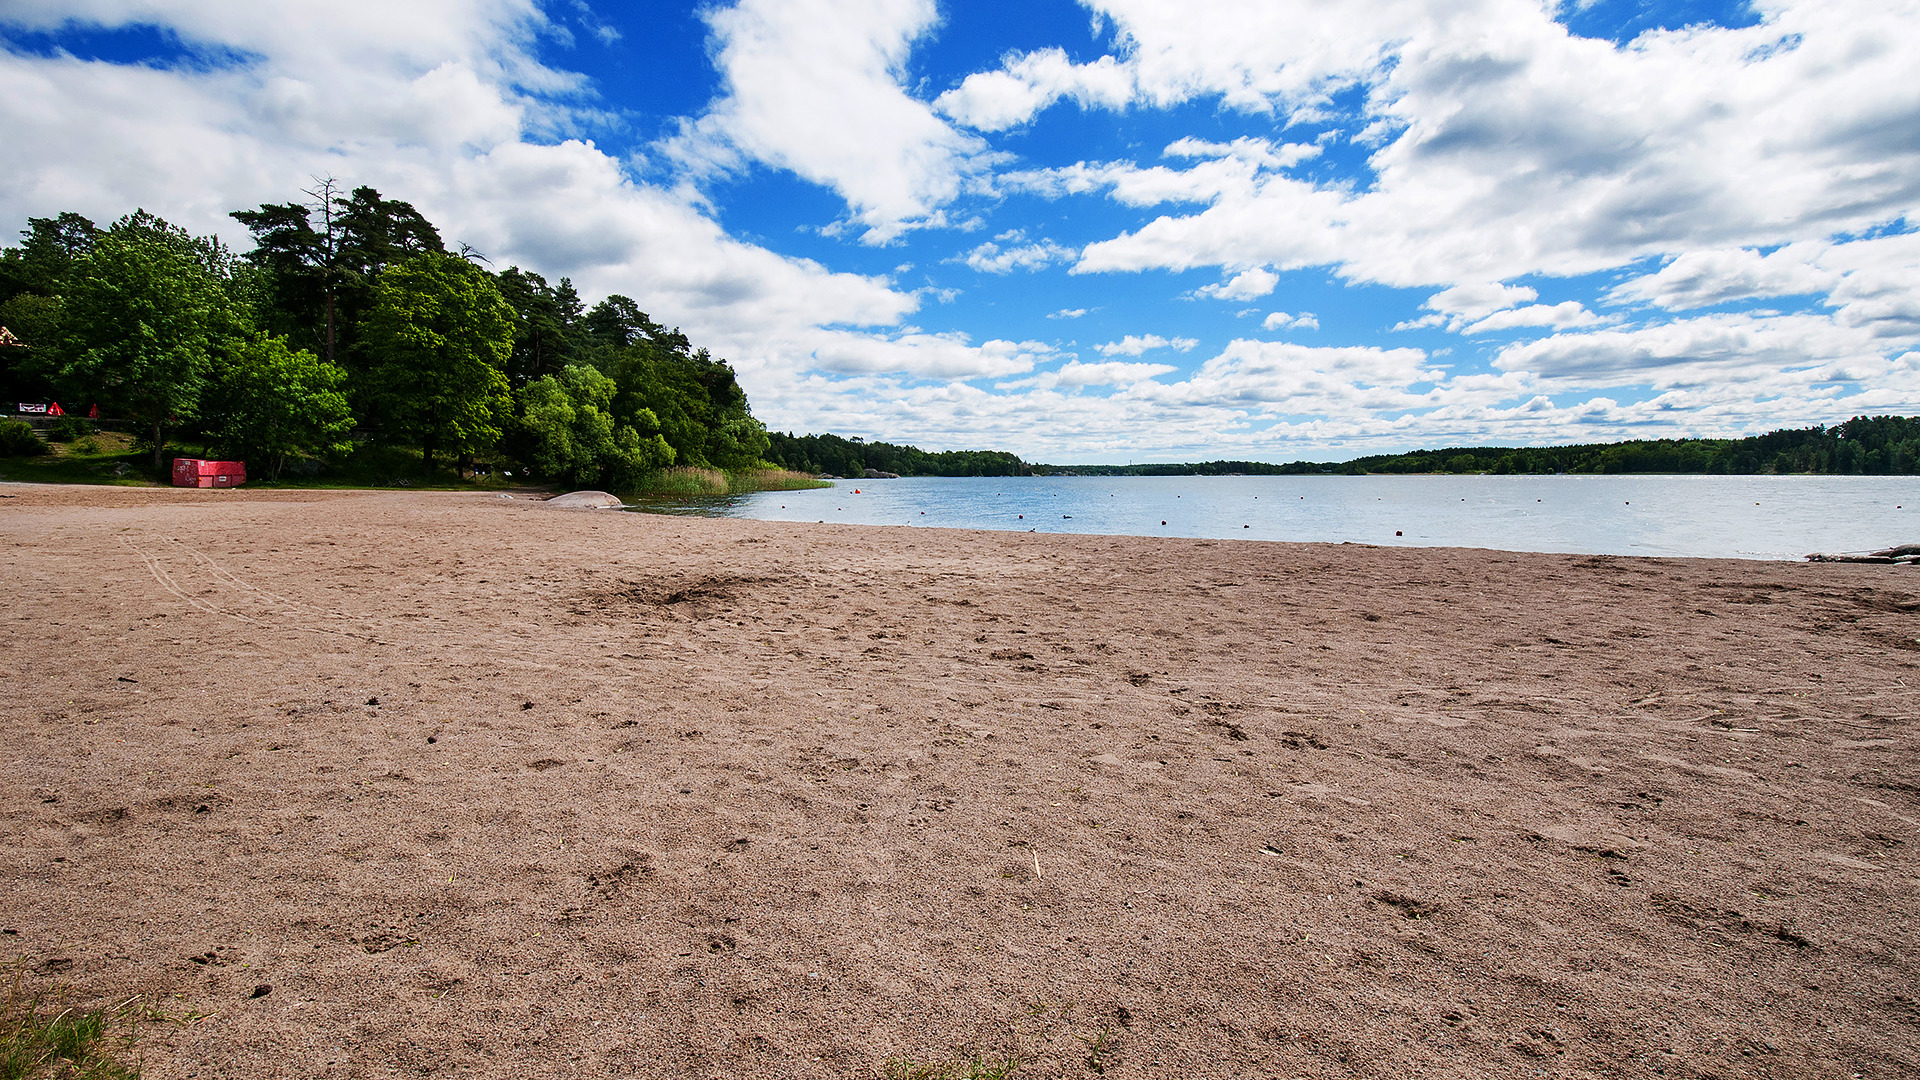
[
  {"x1": 803, "y1": 330, "x2": 1053, "y2": 380},
  {"x1": 1052, "y1": 0, "x2": 1920, "y2": 295},
  {"x1": 999, "y1": 359, "x2": 1179, "y2": 390},
  {"x1": 1096, "y1": 334, "x2": 1199, "y2": 356},
  {"x1": 1193, "y1": 267, "x2": 1279, "y2": 301},
  {"x1": 934, "y1": 48, "x2": 1133, "y2": 131},
  {"x1": 1492, "y1": 312, "x2": 1907, "y2": 391},
  {"x1": 662, "y1": 0, "x2": 994, "y2": 243},
  {"x1": 958, "y1": 230, "x2": 1076, "y2": 273},
  {"x1": 1609, "y1": 246, "x2": 1838, "y2": 310},
  {"x1": 1426, "y1": 283, "x2": 1538, "y2": 319},
  {"x1": 1462, "y1": 301, "x2": 1607, "y2": 334},
  {"x1": 1262, "y1": 310, "x2": 1319, "y2": 331}
]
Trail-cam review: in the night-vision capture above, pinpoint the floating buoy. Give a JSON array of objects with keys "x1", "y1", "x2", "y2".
[
  {"x1": 853, "y1": 489, "x2": 860, "y2": 494},
  {"x1": 1161, "y1": 520, "x2": 1167, "y2": 525},
  {"x1": 1243, "y1": 524, "x2": 1250, "y2": 528},
  {"x1": 1396, "y1": 530, "x2": 1403, "y2": 536}
]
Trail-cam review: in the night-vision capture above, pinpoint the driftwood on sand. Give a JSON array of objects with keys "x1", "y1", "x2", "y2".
[{"x1": 1806, "y1": 542, "x2": 1920, "y2": 563}]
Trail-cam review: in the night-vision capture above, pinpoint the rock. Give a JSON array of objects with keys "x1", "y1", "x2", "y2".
[
  {"x1": 1870, "y1": 543, "x2": 1920, "y2": 558},
  {"x1": 544, "y1": 490, "x2": 624, "y2": 509},
  {"x1": 862, "y1": 469, "x2": 900, "y2": 479}
]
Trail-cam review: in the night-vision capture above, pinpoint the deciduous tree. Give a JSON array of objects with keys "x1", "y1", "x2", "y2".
[
  {"x1": 208, "y1": 335, "x2": 354, "y2": 478},
  {"x1": 53, "y1": 211, "x2": 243, "y2": 465},
  {"x1": 359, "y1": 252, "x2": 513, "y2": 473}
]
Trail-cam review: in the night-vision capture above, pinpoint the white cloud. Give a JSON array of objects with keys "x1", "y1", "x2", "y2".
[
  {"x1": 999, "y1": 359, "x2": 1179, "y2": 389},
  {"x1": 1050, "y1": 0, "x2": 1920, "y2": 298},
  {"x1": 1262, "y1": 310, "x2": 1319, "y2": 331},
  {"x1": 1047, "y1": 307, "x2": 1089, "y2": 319},
  {"x1": 662, "y1": 0, "x2": 995, "y2": 243},
  {"x1": 1462, "y1": 301, "x2": 1606, "y2": 334},
  {"x1": 1194, "y1": 267, "x2": 1278, "y2": 301},
  {"x1": 934, "y1": 48, "x2": 1133, "y2": 131},
  {"x1": 1096, "y1": 334, "x2": 1200, "y2": 356},
  {"x1": 801, "y1": 330, "x2": 1053, "y2": 380},
  {"x1": 1609, "y1": 246, "x2": 1838, "y2": 310},
  {"x1": 1607, "y1": 233, "x2": 1920, "y2": 340},
  {"x1": 958, "y1": 232, "x2": 1076, "y2": 273},
  {"x1": 1492, "y1": 311, "x2": 1912, "y2": 391},
  {"x1": 1426, "y1": 283, "x2": 1538, "y2": 319}
]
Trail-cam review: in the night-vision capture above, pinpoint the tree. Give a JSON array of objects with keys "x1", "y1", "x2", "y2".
[
  {"x1": 232, "y1": 181, "x2": 443, "y2": 368},
  {"x1": 359, "y1": 252, "x2": 513, "y2": 473},
  {"x1": 52, "y1": 211, "x2": 243, "y2": 466},
  {"x1": 207, "y1": 335, "x2": 354, "y2": 478},
  {"x1": 0, "y1": 212, "x2": 99, "y2": 300},
  {"x1": 582, "y1": 293, "x2": 661, "y2": 349},
  {"x1": 496, "y1": 268, "x2": 583, "y2": 385},
  {"x1": 516, "y1": 364, "x2": 673, "y2": 489}
]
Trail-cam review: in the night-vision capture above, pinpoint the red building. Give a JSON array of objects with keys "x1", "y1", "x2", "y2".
[{"x1": 171, "y1": 458, "x2": 246, "y2": 488}]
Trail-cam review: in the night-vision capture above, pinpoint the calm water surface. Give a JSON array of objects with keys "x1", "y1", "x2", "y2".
[{"x1": 631, "y1": 474, "x2": 1917, "y2": 560}]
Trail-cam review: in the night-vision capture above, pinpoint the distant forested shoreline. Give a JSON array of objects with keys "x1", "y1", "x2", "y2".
[
  {"x1": 764, "y1": 416, "x2": 1920, "y2": 478},
  {"x1": 1042, "y1": 416, "x2": 1920, "y2": 476}
]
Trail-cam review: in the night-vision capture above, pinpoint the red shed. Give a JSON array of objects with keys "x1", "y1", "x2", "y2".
[{"x1": 172, "y1": 458, "x2": 246, "y2": 488}]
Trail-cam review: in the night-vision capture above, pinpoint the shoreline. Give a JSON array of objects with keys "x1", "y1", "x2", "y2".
[{"x1": 2, "y1": 485, "x2": 1916, "y2": 1078}]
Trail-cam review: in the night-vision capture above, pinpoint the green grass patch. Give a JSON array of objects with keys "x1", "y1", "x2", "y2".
[
  {"x1": 0, "y1": 973, "x2": 141, "y2": 1080},
  {"x1": 0, "y1": 429, "x2": 159, "y2": 487}
]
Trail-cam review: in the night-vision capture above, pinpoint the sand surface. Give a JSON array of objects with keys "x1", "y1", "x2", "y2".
[{"x1": 2, "y1": 484, "x2": 1917, "y2": 1079}]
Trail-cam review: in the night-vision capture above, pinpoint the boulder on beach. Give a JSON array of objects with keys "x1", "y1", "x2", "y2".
[{"x1": 544, "y1": 490, "x2": 624, "y2": 509}]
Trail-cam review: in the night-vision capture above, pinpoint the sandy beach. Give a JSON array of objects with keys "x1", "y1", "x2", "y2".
[{"x1": 2, "y1": 483, "x2": 1916, "y2": 1079}]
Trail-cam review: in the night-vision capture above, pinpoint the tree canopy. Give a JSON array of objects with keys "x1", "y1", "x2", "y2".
[
  {"x1": 49, "y1": 211, "x2": 244, "y2": 464},
  {"x1": 0, "y1": 182, "x2": 786, "y2": 489},
  {"x1": 358, "y1": 252, "x2": 514, "y2": 472}
]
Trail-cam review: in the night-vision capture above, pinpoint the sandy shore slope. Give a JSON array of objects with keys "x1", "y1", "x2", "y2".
[{"x1": 1, "y1": 485, "x2": 1916, "y2": 1079}]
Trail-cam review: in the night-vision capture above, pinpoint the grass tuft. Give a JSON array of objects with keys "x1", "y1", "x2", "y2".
[{"x1": 0, "y1": 970, "x2": 141, "y2": 1080}]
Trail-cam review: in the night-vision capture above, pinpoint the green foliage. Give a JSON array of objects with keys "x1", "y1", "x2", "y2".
[
  {"x1": 0, "y1": 213, "x2": 98, "y2": 299},
  {"x1": 515, "y1": 364, "x2": 673, "y2": 490},
  {"x1": 596, "y1": 325, "x2": 769, "y2": 469},
  {"x1": 0, "y1": 420, "x2": 46, "y2": 457},
  {"x1": 231, "y1": 181, "x2": 443, "y2": 368},
  {"x1": 48, "y1": 211, "x2": 244, "y2": 465},
  {"x1": 765, "y1": 430, "x2": 1030, "y2": 477},
  {"x1": 359, "y1": 252, "x2": 513, "y2": 472},
  {"x1": 207, "y1": 335, "x2": 354, "y2": 478},
  {"x1": 0, "y1": 972, "x2": 141, "y2": 1080},
  {"x1": 495, "y1": 268, "x2": 584, "y2": 385}
]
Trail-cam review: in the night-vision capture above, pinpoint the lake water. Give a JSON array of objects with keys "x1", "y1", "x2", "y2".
[{"x1": 630, "y1": 474, "x2": 1917, "y2": 560}]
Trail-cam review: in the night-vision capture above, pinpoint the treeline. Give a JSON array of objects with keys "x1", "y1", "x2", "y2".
[
  {"x1": 1041, "y1": 416, "x2": 1920, "y2": 476},
  {"x1": 0, "y1": 182, "x2": 769, "y2": 486},
  {"x1": 764, "y1": 430, "x2": 1030, "y2": 477}
]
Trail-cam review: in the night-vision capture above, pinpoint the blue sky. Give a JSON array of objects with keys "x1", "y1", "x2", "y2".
[{"x1": 3, "y1": 0, "x2": 1918, "y2": 462}]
